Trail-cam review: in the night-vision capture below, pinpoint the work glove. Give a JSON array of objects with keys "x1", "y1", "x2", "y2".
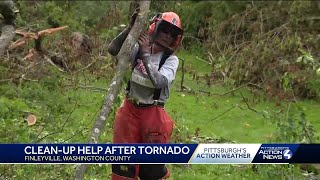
[
  {"x1": 129, "y1": 7, "x2": 140, "y2": 28},
  {"x1": 138, "y1": 33, "x2": 150, "y2": 56}
]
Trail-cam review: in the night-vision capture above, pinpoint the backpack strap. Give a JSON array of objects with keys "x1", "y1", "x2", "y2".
[
  {"x1": 125, "y1": 50, "x2": 139, "y2": 93},
  {"x1": 153, "y1": 53, "x2": 170, "y2": 100},
  {"x1": 126, "y1": 53, "x2": 170, "y2": 101}
]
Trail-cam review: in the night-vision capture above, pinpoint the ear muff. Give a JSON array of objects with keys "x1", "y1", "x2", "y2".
[
  {"x1": 147, "y1": 22, "x2": 156, "y2": 36},
  {"x1": 148, "y1": 13, "x2": 162, "y2": 36}
]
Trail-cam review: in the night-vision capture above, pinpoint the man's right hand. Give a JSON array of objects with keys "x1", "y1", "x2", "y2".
[{"x1": 138, "y1": 33, "x2": 150, "y2": 55}]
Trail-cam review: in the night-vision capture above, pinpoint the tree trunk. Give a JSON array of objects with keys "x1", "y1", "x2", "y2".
[
  {"x1": 0, "y1": 25, "x2": 15, "y2": 56},
  {"x1": 74, "y1": 1, "x2": 150, "y2": 179},
  {"x1": 0, "y1": 0, "x2": 17, "y2": 56}
]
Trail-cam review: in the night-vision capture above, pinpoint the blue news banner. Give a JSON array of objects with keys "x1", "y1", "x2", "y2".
[{"x1": 0, "y1": 144, "x2": 320, "y2": 164}]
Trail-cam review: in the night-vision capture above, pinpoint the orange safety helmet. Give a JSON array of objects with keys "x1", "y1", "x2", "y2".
[{"x1": 148, "y1": 12, "x2": 184, "y2": 53}]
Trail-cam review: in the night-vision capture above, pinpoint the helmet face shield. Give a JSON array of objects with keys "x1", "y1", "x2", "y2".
[
  {"x1": 153, "y1": 20, "x2": 183, "y2": 52},
  {"x1": 157, "y1": 20, "x2": 183, "y2": 39}
]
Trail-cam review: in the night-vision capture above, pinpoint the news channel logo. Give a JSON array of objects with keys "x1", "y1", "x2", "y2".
[
  {"x1": 283, "y1": 149, "x2": 293, "y2": 160},
  {"x1": 260, "y1": 147, "x2": 293, "y2": 160}
]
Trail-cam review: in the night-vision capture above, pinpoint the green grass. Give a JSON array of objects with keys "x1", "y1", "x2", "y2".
[
  {"x1": 0, "y1": 51, "x2": 319, "y2": 179},
  {"x1": 166, "y1": 88, "x2": 277, "y2": 143}
]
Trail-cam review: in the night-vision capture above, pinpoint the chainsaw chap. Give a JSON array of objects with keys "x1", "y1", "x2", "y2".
[{"x1": 112, "y1": 99, "x2": 173, "y2": 180}]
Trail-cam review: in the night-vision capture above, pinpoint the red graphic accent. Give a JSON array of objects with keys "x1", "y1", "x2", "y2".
[{"x1": 136, "y1": 59, "x2": 148, "y2": 75}]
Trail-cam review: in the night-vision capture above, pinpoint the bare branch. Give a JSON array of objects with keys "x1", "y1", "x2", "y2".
[
  {"x1": 64, "y1": 84, "x2": 107, "y2": 92},
  {"x1": 210, "y1": 83, "x2": 248, "y2": 96},
  {"x1": 239, "y1": 92, "x2": 258, "y2": 113},
  {"x1": 211, "y1": 105, "x2": 237, "y2": 121},
  {"x1": 74, "y1": 1, "x2": 151, "y2": 179},
  {"x1": 35, "y1": 102, "x2": 78, "y2": 143},
  {"x1": 33, "y1": 110, "x2": 52, "y2": 143},
  {"x1": 195, "y1": 56, "x2": 212, "y2": 65},
  {"x1": 72, "y1": 59, "x2": 99, "y2": 74},
  {"x1": 180, "y1": 57, "x2": 185, "y2": 91},
  {"x1": 62, "y1": 102, "x2": 103, "y2": 143},
  {"x1": 43, "y1": 55, "x2": 66, "y2": 72},
  {"x1": 238, "y1": 92, "x2": 268, "y2": 119}
]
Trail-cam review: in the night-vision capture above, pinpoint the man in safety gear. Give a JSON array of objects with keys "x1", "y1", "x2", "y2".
[{"x1": 108, "y1": 8, "x2": 184, "y2": 180}]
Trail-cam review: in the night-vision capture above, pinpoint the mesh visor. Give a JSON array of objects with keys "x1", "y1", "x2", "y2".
[{"x1": 156, "y1": 20, "x2": 183, "y2": 38}]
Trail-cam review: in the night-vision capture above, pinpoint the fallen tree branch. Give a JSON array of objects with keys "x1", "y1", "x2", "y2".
[
  {"x1": 247, "y1": 82, "x2": 263, "y2": 89},
  {"x1": 72, "y1": 59, "x2": 98, "y2": 74},
  {"x1": 0, "y1": 78, "x2": 12, "y2": 82},
  {"x1": 8, "y1": 26, "x2": 69, "y2": 72},
  {"x1": 64, "y1": 84, "x2": 107, "y2": 92},
  {"x1": 210, "y1": 92, "x2": 266, "y2": 122},
  {"x1": 0, "y1": 73, "x2": 39, "y2": 84},
  {"x1": 9, "y1": 26, "x2": 68, "y2": 50},
  {"x1": 210, "y1": 83, "x2": 248, "y2": 96},
  {"x1": 195, "y1": 56, "x2": 212, "y2": 65},
  {"x1": 0, "y1": 58, "x2": 47, "y2": 84},
  {"x1": 43, "y1": 54, "x2": 65, "y2": 72},
  {"x1": 238, "y1": 92, "x2": 269, "y2": 119},
  {"x1": 74, "y1": 1, "x2": 151, "y2": 179},
  {"x1": 20, "y1": 74, "x2": 38, "y2": 82},
  {"x1": 199, "y1": 89, "x2": 211, "y2": 96},
  {"x1": 211, "y1": 105, "x2": 237, "y2": 121},
  {"x1": 239, "y1": 92, "x2": 259, "y2": 113}
]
